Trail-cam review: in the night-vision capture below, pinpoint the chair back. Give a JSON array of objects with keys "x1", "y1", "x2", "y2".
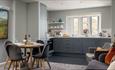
[
  {"x1": 102, "y1": 42, "x2": 111, "y2": 49},
  {"x1": 36, "y1": 40, "x2": 44, "y2": 44},
  {"x1": 32, "y1": 40, "x2": 44, "y2": 55},
  {"x1": 42, "y1": 43, "x2": 49, "y2": 58},
  {"x1": 4, "y1": 40, "x2": 12, "y2": 48},
  {"x1": 6, "y1": 44, "x2": 22, "y2": 60}
]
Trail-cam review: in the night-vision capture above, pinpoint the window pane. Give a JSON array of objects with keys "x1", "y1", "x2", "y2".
[
  {"x1": 92, "y1": 16, "x2": 98, "y2": 35},
  {"x1": 74, "y1": 18, "x2": 79, "y2": 35},
  {"x1": 83, "y1": 17, "x2": 89, "y2": 33}
]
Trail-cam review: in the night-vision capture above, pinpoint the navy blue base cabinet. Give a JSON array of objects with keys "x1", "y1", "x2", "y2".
[{"x1": 51, "y1": 37, "x2": 111, "y2": 54}]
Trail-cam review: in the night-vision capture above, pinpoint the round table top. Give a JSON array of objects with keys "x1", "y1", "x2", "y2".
[{"x1": 14, "y1": 42, "x2": 44, "y2": 48}]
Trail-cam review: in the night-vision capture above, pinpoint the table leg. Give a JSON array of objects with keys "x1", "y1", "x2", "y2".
[
  {"x1": 24, "y1": 48, "x2": 27, "y2": 56},
  {"x1": 29, "y1": 48, "x2": 32, "y2": 70}
]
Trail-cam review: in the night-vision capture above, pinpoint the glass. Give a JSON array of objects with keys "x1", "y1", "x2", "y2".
[
  {"x1": 74, "y1": 18, "x2": 79, "y2": 36},
  {"x1": 92, "y1": 16, "x2": 98, "y2": 35},
  {"x1": 83, "y1": 17, "x2": 88, "y2": 30}
]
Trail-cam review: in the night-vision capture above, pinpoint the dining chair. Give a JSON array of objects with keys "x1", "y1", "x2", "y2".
[
  {"x1": 4, "y1": 40, "x2": 12, "y2": 69},
  {"x1": 33, "y1": 40, "x2": 44, "y2": 54},
  {"x1": 6, "y1": 44, "x2": 26, "y2": 70},
  {"x1": 32, "y1": 41, "x2": 51, "y2": 70},
  {"x1": 31, "y1": 40, "x2": 44, "y2": 68}
]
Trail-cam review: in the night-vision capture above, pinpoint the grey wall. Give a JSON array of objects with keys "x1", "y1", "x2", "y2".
[
  {"x1": 0, "y1": 0, "x2": 48, "y2": 63},
  {"x1": 15, "y1": 0, "x2": 27, "y2": 42},
  {"x1": 0, "y1": 0, "x2": 14, "y2": 62},
  {"x1": 39, "y1": 3, "x2": 47, "y2": 41},
  {"x1": 27, "y1": 2, "x2": 39, "y2": 41},
  {"x1": 0, "y1": 0, "x2": 13, "y2": 8},
  {"x1": 27, "y1": 2, "x2": 47, "y2": 42},
  {"x1": 112, "y1": 0, "x2": 115, "y2": 39},
  {"x1": 48, "y1": 6, "x2": 112, "y2": 32}
]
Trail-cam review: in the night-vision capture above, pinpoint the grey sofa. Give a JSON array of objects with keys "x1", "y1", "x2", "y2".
[
  {"x1": 86, "y1": 42, "x2": 111, "y2": 62},
  {"x1": 86, "y1": 60, "x2": 108, "y2": 70}
]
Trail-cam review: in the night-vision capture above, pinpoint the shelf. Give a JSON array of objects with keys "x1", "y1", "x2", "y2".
[
  {"x1": 50, "y1": 22, "x2": 64, "y2": 24},
  {"x1": 48, "y1": 22, "x2": 64, "y2": 32},
  {"x1": 49, "y1": 28, "x2": 64, "y2": 30},
  {"x1": 49, "y1": 22, "x2": 64, "y2": 25}
]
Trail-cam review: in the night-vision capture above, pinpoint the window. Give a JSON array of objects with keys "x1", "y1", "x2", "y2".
[
  {"x1": 73, "y1": 18, "x2": 79, "y2": 35},
  {"x1": 66, "y1": 14, "x2": 101, "y2": 36},
  {"x1": 91, "y1": 16, "x2": 99, "y2": 35}
]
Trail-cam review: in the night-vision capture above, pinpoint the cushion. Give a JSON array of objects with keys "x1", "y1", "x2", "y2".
[
  {"x1": 110, "y1": 55, "x2": 115, "y2": 63},
  {"x1": 107, "y1": 61, "x2": 115, "y2": 70},
  {"x1": 105, "y1": 48, "x2": 115, "y2": 64},
  {"x1": 98, "y1": 53, "x2": 107, "y2": 63},
  {"x1": 96, "y1": 47, "x2": 109, "y2": 51}
]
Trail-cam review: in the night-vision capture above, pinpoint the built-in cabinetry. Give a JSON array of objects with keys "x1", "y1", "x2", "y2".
[{"x1": 51, "y1": 37, "x2": 111, "y2": 54}]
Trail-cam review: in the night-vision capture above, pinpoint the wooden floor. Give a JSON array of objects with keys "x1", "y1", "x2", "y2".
[
  {"x1": 1, "y1": 62, "x2": 87, "y2": 70},
  {"x1": 1, "y1": 53, "x2": 88, "y2": 70}
]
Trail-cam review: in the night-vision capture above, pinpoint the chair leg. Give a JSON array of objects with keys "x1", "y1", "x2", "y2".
[
  {"x1": 27, "y1": 53, "x2": 30, "y2": 62},
  {"x1": 12, "y1": 61, "x2": 15, "y2": 70},
  {"x1": 39, "y1": 59, "x2": 43, "y2": 70},
  {"x1": 36, "y1": 59, "x2": 39, "y2": 68},
  {"x1": 18, "y1": 61, "x2": 21, "y2": 70},
  {"x1": 42, "y1": 59, "x2": 45, "y2": 70},
  {"x1": 45, "y1": 58, "x2": 51, "y2": 69},
  {"x1": 4, "y1": 57, "x2": 10, "y2": 69},
  {"x1": 8, "y1": 61, "x2": 12, "y2": 70},
  {"x1": 32, "y1": 58, "x2": 35, "y2": 68},
  {"x1": 15, "y1": 61, "x2": 17, "y2": 70}
]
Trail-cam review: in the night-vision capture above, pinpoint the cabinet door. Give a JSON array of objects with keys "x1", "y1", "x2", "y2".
[
  {"x1": 53, "y1": 38, "x2": 66, "y2": 53},
  {"x1": 53, "y1": 38, "x2": 83, "y2": 53},
  {"x1": 68, "y1": 38, "x2": 83, "y2": 53},
  {"x1": 82, "y1": 38, "x2": 95, "y2": 53}
]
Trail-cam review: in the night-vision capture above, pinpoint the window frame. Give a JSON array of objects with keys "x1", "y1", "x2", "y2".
[{"x1": 66, "y1": 14, "x2": 101, "y2": 36}]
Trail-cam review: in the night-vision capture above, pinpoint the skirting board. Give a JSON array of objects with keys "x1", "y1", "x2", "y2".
[{"x1": 0, "y1": 62, "x2": 6, "y2": 67}]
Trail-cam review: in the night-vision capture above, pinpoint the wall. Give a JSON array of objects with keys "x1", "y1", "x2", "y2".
[
  {"x1": 15, "y1": 0, "x2": 27, "y2": 42},
  {"x1": 48, "y1": 6, "x2": 112, "y2": 34},
  {"x1": 39, "y1": 3, "x2": 47, "y2": 42},
  {"x1": 112, "y1": 0, "x2": 115, "y2": 39},
  {"x1": 0, "y1": 0, "x2": 48, "y2": 62},
  {"x1": 27, "y1": 2, "x2": 47, "y2": 42},
  {"x1": 27, "y1": 2, "x2": 39, "y2": 41},
  {"x1": 0, "y1": 0, "x2": 14, "y2": 62}
]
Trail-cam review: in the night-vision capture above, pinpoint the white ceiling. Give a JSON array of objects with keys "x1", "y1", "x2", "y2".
[{"x1": 21, "y1": 0, "x2": 112, "y2": 11}]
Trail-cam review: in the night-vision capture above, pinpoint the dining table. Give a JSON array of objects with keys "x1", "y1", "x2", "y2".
[{"x1": 14, "y1": 42, "x2": 44, "y2": 70}]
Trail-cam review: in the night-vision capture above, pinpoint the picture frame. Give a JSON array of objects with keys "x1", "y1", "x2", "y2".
[{"x1": 0, "y1": 9, "x2": 8, "y2": 39}]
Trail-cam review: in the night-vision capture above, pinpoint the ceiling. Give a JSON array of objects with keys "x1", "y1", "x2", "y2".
[{"x1": 21, "y1": 0, "x2": 112, "y2": 11}]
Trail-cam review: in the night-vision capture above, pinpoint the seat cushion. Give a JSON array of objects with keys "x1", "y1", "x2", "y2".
[{"x1": 32, "y1": 53, "x2": 42, "y2": 58}]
